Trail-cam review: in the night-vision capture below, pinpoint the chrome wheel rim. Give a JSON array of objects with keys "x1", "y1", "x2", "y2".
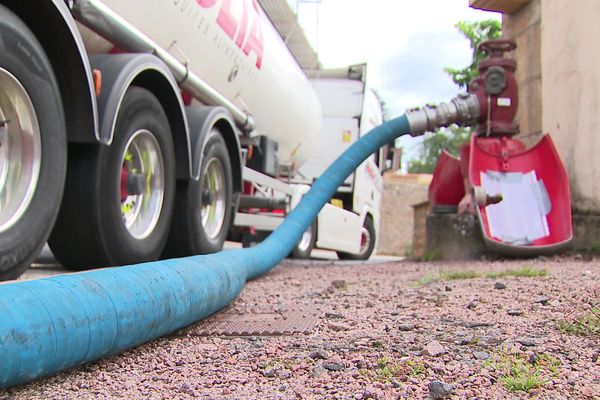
[
  {"x1": 120, "y1": 129, "x2": 164, "y2": 240},
  {"x1": 0, "y1": 68, "x2": 41, "y2": 233},
  {"x1": 200, "y1": 157, "x2": 227, "y2": 240},
  {"x1": 297, "y1": 225, "x2": 313, "y2": 253},
  {"x1": 359, "y1": 226, "x2": 371, "y2": 255}
]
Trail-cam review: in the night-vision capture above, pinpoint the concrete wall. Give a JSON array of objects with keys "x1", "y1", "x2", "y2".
[{"x1": 540, "y1": 0, "x2": 600, "y2": 212}]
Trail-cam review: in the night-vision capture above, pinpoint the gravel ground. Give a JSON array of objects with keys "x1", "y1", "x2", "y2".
[{"x1": 2, "y1": 256, "x2": 599, "y2": 399}]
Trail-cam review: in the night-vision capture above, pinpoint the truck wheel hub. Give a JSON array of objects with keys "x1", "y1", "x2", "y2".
[
  {"x1": 120, "y1": 129, "x2": 164, "y2": 240},
  {"x1": 0, "y1": 68, "x2": 41, "y2": 233},
  {"x1": 200, "y1": 157, "x2": 226, "y2": 240}
]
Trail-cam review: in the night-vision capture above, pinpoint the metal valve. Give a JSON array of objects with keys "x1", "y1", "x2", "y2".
[{"x1": 405, "y1": 93, "x2": 481, "y2": 136}]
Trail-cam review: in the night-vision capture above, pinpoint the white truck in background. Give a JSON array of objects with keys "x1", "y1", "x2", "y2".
[
  {"x1": 236, "y1": 64, "x2": 386, "y2": 259},
  {"x1": 0, "y1": 0, "x2": 387, "y2": 280}
]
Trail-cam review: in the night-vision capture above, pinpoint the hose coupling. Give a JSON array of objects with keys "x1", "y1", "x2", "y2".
[
  {"x1": 405, "y1": 93, "x2": 481, "y2": 136},
  {"x1": 473, "y1": 186, "x2": 503, "y2": 207}
]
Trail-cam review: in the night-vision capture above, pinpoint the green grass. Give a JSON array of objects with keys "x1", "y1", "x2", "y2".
[
  {"x1": 375, "y1": 357, "x2": 401, "y2": 382},
  {"x1": 359, "y1": 357, "x2": 427, "y2": 383},
  {"x1": 485, "y1": 266, "x2": 547, "y2": 279},
  {"x1": 404, "y1": 359, "x2": 426, "y2": 377},
  {"x1": 412, "y1": 266, "x2": 547, "y2": 286},
  {"x1": 588, "y1": 241, "x2": 600, "y2": 254},
  {"x1": 444, "y1": 270, "x2": 480, "y2": 280},
  {"x1": 556, "y1": 308, "x2": 600, "y2": 336},
  {"x1": 485, "y1": 353, "x2": 560, "y2": 393},
  {"x1": 421, "y1": 249, "x2": 440, "y2": 262}
]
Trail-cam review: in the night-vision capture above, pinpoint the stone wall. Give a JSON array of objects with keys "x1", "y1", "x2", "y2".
[{"x1": 378, "y1": 173, "x2": 431, "y2": 256}]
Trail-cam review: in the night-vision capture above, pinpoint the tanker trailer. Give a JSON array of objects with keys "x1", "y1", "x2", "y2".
[{"x1": 0, "y1": 0, "x2": 382, "y2": 280}]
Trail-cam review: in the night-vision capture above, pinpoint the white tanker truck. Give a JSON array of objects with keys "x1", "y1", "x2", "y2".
[{"x1": 0, "y1": 0, "x2": 387, "y2": 280}]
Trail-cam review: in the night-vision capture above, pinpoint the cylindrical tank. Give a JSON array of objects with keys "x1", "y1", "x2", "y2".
[{"x1": 81, "y1": 0, "x2": 321, "y2": 166}]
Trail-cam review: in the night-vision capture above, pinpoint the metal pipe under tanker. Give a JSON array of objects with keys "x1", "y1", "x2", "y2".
[{"x1": 79, "y1": 0, "x2": 321, "y2": 167}]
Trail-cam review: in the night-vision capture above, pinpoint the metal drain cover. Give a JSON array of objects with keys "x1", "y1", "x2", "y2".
[{"x1": 182, "y1": 304, "x2": 320, "y2": 336}]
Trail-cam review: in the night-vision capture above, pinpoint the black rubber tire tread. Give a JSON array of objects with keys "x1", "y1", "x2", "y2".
[
  {"x1": 336, "y1": 216, "x2": 376, "y2": 261},
  {"x1": 0, "y1": 5, "x2": 66, "y2": 280},
  {"x1": 162, "y1": 132, "x2": 233, "y2": 258},
  {"x1": 49, "y1": 87, "x2": 175, "y2": 270},
  {"x1": 289, "y1": 222, "x2": 316, "y2": 259}
]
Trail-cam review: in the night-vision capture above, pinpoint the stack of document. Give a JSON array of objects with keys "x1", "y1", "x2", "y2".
[{"x1": 481, "y1": 170, "x2": 551, "y2": 245}]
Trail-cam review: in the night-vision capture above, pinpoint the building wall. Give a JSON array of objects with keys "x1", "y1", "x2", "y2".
[
  {"x1": 378, "y1": 173, "x2": 431, "y2": 256},
  {"x1": 503, "y1": 0, "x2": 543, "y2": 143},
  {"x1": 540, "y1": 0, "x2": 600, "y2": 212}
]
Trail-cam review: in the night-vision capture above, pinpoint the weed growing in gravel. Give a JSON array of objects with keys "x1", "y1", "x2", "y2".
[
  {"x1": 421, "y1": 249, "x2": 440, "y2": 262},
  {"x1": 485, "y1": 352, "x2": 560, "y2": 393},
  {"x1": 405, "y1": 359, "x2": 426, "y2": 377},
  {"x1": 412, "y1": 270, "x2": 479, "y2": 286},
  {"x1": 412, "y1": 266, "x2": 548, "y2": 286},
  {"x1": 411, "y1": 273, "x2": 439, "y2": 287},
  {"x1": 485, "y1": 266, "x2": 547, "y2": 279},
  {"x1": 556, "y1": 307, "x2": 600, "y2": 336},
  {"x1": 589, "y1": 241, "x2": 600, "y2": 254},
  {"x1": 360, "y1": 357, "x2": 427, "y2": 383},
  {"x1": 375, "y1": 357, "x2": 402, "y2": 382},
  {"x1": 444, "y1": 270, "x2": 480, "y2": 280}
]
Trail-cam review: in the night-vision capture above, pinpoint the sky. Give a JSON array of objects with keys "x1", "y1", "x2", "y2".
[{"x1": 292, "y1": 0, "x2": 501, "y2": 163}]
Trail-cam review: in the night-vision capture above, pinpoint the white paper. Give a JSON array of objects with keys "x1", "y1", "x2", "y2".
[{"x1": 481, "y1": 170, "x2": 550, "y2": 245}]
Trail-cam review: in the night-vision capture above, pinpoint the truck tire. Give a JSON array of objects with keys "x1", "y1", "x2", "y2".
[
  {"x1": 290, "y1": 222, "x2": 316, "y2": 259},
  {"x1": 0, "y1": 5, "x2": 66, "y2": 280},
  {"x1": 163, "y1": 130, "x2": 232, "y2": 257},
  {"x1": 49, "y1": 87, "x2": 175, "y2": 269},
  {"x1": 336, "y1": 216, "x2": 376, "y2": 261}
]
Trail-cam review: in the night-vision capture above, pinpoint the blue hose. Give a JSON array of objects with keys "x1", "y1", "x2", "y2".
[{"x1": 0, "y1": 115, "x2": 411, "y2": 388}]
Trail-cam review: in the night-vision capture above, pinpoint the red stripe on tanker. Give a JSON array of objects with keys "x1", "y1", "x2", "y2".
[{"x1": 82, "y1": 0, "x2": 321, "y2": 166}]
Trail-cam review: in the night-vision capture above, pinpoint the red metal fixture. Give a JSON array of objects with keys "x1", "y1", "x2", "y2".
[
  {"x1": 470, "y1": 39, "x2": 519, "y2": 136},
  {"x1": 425, "y1": 39, "x2": 572, "y2": 255}
]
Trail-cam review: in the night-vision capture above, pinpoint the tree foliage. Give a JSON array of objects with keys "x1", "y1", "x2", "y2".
[
  {"x1": 407, "y1": 19, "x2": 501, "y2": 173},
  {"x1": 444, "y1": 19, "x2": 502, "y2": 89},
  {"x1": 407, "y1": 126, "x2": 471, "y2": 173}
]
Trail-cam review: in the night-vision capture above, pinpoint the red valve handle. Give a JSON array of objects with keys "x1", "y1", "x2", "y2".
[{"x1": 479, "y1": 39, "x2": 517, "y2": 56}]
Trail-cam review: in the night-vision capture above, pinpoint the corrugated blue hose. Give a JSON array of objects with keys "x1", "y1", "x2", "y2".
[{"x1": 0, "y1": 115, "x2": 411, "y2": 388}]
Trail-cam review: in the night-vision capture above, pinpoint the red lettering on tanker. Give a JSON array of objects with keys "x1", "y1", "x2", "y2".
[
  {"x1": 365, "y1": 163, "x2": 377, "y2": 181},
  {"x1": 197, "y1": 0, "x2": 264, "y2": 69},
  {"x1": 196, "y1": 0, "x2": 217, "y2": 6}
]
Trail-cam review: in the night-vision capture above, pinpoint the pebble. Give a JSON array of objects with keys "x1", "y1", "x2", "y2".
[
  {"x1": 473, "y1": 351, "x2": 490, "y2": 360},
  {"x1": 457, "y1": 336, "x2": 474, "y2": 345},
  {"x1": 423, "y1": 340, "x2": 446, "y2": 357},
  {"x1": 534, "y1": 296, "x2": 549, "y2": 305},
  {"x1": 465, "y1": 322, "x2": 492, "y2": 328},
  {"x1": 398, "y1": 323, "x2": 416, "y2": 332},
  {"x1": 323, "y1": 363, "x2": 344, "y2": 372},
  {"x1": 428, "y1": 381, "x2": 454, "y2": 399},
  {"x1": 309, "y1": 350, "x2": 329, "y2": 360},
  {"x1": 528, "y1": 353, "x2": 539, "y2": 364},
  {"x1": 261, "y1": 369, "x2": 277, "y2": 378},
  {"x1": 325, "y1": 312, "x2": 344, "y2": 320},
  {"x1": 516, "y1": 338, "x2": 537, "y2": 347},
  {"x1": 331, "y1": 280, "x2": 347, "y2": 289},
  {"x1": 494, "y1": 282, "x2": 507, "y2": 290},
  {"x1": 507, "y1": 309, "x2": 524, "y2": 316},
  {"x1": 328, "y1": 322, "x2": 351, "y2": 331},
  {"x1": 312, "y1": 365, "x2": 327, "y2": 377}
]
